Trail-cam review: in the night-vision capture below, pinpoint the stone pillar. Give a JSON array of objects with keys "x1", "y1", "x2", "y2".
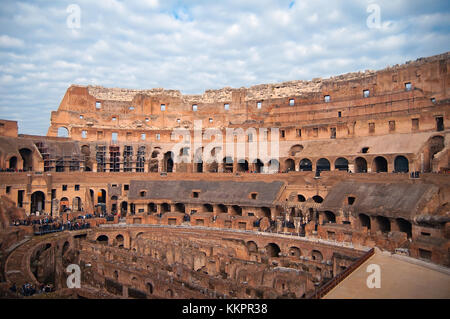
[
  {"x1": 276, "y1": 216, "x2": 283, "y2": 232},
  {"x1": 293, "y1": 217, "x2": 301, "y2": 233},
  {"x1": 370, "y1": 216, "x2": 379, "y2": 232}
]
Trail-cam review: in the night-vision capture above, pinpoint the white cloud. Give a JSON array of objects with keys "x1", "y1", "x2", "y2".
[
  {"x1": 0, "y1": 35, "x2": 24, "y2": 48},
  {"x1": 0, "y1": 0, "x2": 448, "y2": 135}
]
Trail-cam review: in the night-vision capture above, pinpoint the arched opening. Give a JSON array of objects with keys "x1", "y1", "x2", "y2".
[
  {"x1": 359, "y1": 214, "x2": 371, "y2": 230},
  {"x1": 161, "y1": 203, "x2": 171, "y2": 214},
  {"x1": 299, "y1": 158, "x2": 312, "y2": 171},
  {"x1": 73, "y1": 197, "x2": 82, "y2": 211},
  {"x1": 115, "y1": 234, "x2": 124, "y2": 247},
  {"x1": 57, "y1": 127, "x2": 69, "y2": 137},
  {"x1": 261, "y1": 207, "x2": 271, "y2": 218},
  {"x1": 175, "y1": 203, "x2": 185, "y2": 213},
  {"x1": 113, "y1": 270, "x2": 119, "y2": 281},
  {"x1": 81, "y1": 145, "x2": 91, "y2": 171},
  {"x1": 8, "y1": 156, "x2": 17, "y2": 170},
  {"x1": 97, "y1": 189, "x2": 106, "y2": 204},
  {"x1": 164, "y1": 152, "x2": 174, "y2": 172},
  {"x1": 311, "y1": 250, "x2": 323, "y2": 261},
  {"x1": 253, "y1": 159, "x2": 264, "y2": 173},
  {"x1": 203, "y1": 204, "x2": 213, "y2": 213},
  {"x1": 231, "y1": 205, "x2": 242, "y2": 216},
  {"x1": 223, "y1": 157, "x2": 233, "y2": 173},
  {"x1": 237, "y1": 159, "x2": 249, "y2": 172},
  {"x1": 96, "y1": 235, "x2": 109, "y2": 245},
  {"x1": 373, "y1": 156, "x2": 388, "y2": 173},
  {"x1": 284, "y1": 159, "x2": 295, "y2": 172},
  {"x1": 111, "y1": 196, "x2": 118, "y2": 214},
  {"x1": 246, "y1": 241, "x2": 258, "y2": 253},
  {"x1": 121, "y1": 201, "x2": 128, "y2": 217},
  {"x1": 19, "y1": 148, "x2": 32, "y2": 171},
  {"x1": 268, "y1": 159, "x2": 279, "y2": 173},
  {"x1": 288, "y1": 246, "x2": 301, "y2": 257},
  {"x1": 316, "y1": 158, "x2": 330, "y2": 172},
  {"x1": 334, "y1": 157, "x2": 349, "y2": 171},
  {"x1": 196, "y1": 161, "x2": 203, "y2": 173},
  {"x1": 147, "y1": 282, "x2": 154, "y2": 295},
  {"x1": 265, "y1": 243, "x2": 281, "y2": 258},
  {"x1": 148, "y1": 202, "x2": 157, "y2": 213},
  {"x1": 312, "y1": 195, "x2": 323, "y2": 203},
  {"x1": 217, "y1": 204, "x2": 228, "y2": 213},
  {"x1": 297, "y1": 194, "x2": 306, "y2": 202},
  {"x1": 394, "y1": 156, "x2": 409, "y2": 173},
  {"x1": 396, "y1": 218, "x2": 412, "y2": 238},
  {"x1": 323, "y1": 211, "x2": 336, "y2": 224},
  {"x1": 289, "y1": 144, "x2": 304, "y2": 156},
  {"x1": 376, "y1": 216, "x2": 391, "y2": 233},
  {"x1": 355, "y1": 157, "x2": 367, "y2": 173},
  {"x1": 429, "y1": 136, "x2": 445, "y2": 157},
  {"x1": 30, "y1": 191, "x2": 45, "y2": 214},
  {"x1": 62, "y1": 241, "x2": 70, "y2": 255}
]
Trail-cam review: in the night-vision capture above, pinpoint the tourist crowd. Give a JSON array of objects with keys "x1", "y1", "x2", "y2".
[{"x1": 9, "y1": 283, "x2": 54, "y2": 297}]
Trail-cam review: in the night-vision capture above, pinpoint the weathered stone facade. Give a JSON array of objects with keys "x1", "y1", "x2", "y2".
[{"x1": 0, "y1": 52, "x2": 449, "y2": 298}]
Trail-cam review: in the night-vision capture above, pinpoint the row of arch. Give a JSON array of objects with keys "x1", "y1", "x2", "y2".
[
  {"x1": 246, "y1": 241, "x2": 324, "y2": 261},
  {"x1": 286, "y1": 155, "x2": 410, "y2": 173}
]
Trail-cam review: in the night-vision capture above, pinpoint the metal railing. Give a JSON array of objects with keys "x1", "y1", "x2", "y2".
[{"x1": 309, "y1": 247, "x2": 375, "y2": 299}]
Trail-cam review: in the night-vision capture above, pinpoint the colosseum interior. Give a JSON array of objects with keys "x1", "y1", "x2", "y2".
[{"x1": 0, "y1": 52, "x2": 449, "y2": 300}]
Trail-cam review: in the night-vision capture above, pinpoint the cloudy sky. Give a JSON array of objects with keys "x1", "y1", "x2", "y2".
[{"x1": 0, "y1": 0, "x2": 449, "y2": 135}]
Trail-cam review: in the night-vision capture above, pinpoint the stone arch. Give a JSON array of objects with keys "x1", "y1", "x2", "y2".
[
  {"x1": 164, "y1": 151, "x2": 174, "y2": 172},
  {"x1": 146, "y1": 282, "x2": 154, "y2": 295},
  {"x1": 334, "y1": 157, "x2": 349, "y2": 171},
  {"x1": 284, "y1": 158, "x2": 295, "y2": 172},
  {"x1": 161, "y1": 203, "x2": 171, "y2": 213},
  {"x1": 261, "y1": 207, "x2": 271, "y2": 218},
  {"x1": 376, "y1": 216, "x2": 391, "y2": 233},
  {"x1": 396, "y1": 218, "x2": 412, "y2": 238},
  {"x1": 268, "y1": 159, "x2": 279, "y2": 173},
  {"x1": 288, "y1": 246, "x2": 301, "y2": 257},
  {"x1": 8, "y1": 156, "x2": 17, "y2": 170},
  {"x1": 217, "y1": 204, "x2": 228, "y2": 213},
  {"x1": 231, "y1": 205, "x2": 242, "y2": 216},
  {"x1": 30, "y1": 191, "x2": 45, "y2": 214},
  {"x1": 312, "y1": 195, "x2": 323, "y2": 203},
  {"x1": 359, "y1": 213, "x2": 371, "y2": 230},
  {"x1": 316, "y1": 158, "x2": 330, "y2": 171},
  {"x1": 203, "y1": 203, "x2": 213, "y2": 213},
  {"x1": 373, "y1": 156, "x2": 388, "y2": 172},
  {"x1": 394, "y1": 155, "x2": 409, "y2": 173},
  {"x1": 355, "y1": 157, "x2": 367, "y2": 173},
  {"x1": 265, "y1": 243, "x2": 281, "y2": 258},
  {"x1": 323, "y1": 211, "x2": 336, "y2": 223},
  {"x1": 121, "y1": 201, "x2": 128, "y2": 217},
  {"x1": 237, "y1": 159, "x2": 249, "y2": 172},
  {"x1": 289, "y1": 144, "x2": 304, "y2": 156},
  {"x1": 223, "y1": 157, "x2": 233, "y2": 173},
  {"x1": 115, "y1": 234, "x2": 124, "y2": 247},
  {"x1": 299, "y1": 158, "x2": 312, "y2": 171},
  {"x1": 175, "y1": 203, "x2": 185, "y2": 213},
  {"x1": 57, "y1": 127, "x2": 69, "y2": 137},
  {"x1": 73, "y1": 197, "x2": 82, "y2": 211},
  {"x1": 428, "y1": 135, "x2": 445, "y2": 160},
  {"x1": 62, "y1": 241, "x2": 70, "y2": 255},
  {"x1": 252, "y1": 158, "x2": 264, "y2": 173},
  {"x1": 96, "y1": 235, "x2": 109, "y2": 245},
  {"x1": 19, "y1": 148, "x2": 33, "y2": 171},
  {"x1": 311, "y1": 250, "x2": 323, "y2": 261},
  {"x1": 246, "y1": 241, "x2": 258, "y2": 253}
]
